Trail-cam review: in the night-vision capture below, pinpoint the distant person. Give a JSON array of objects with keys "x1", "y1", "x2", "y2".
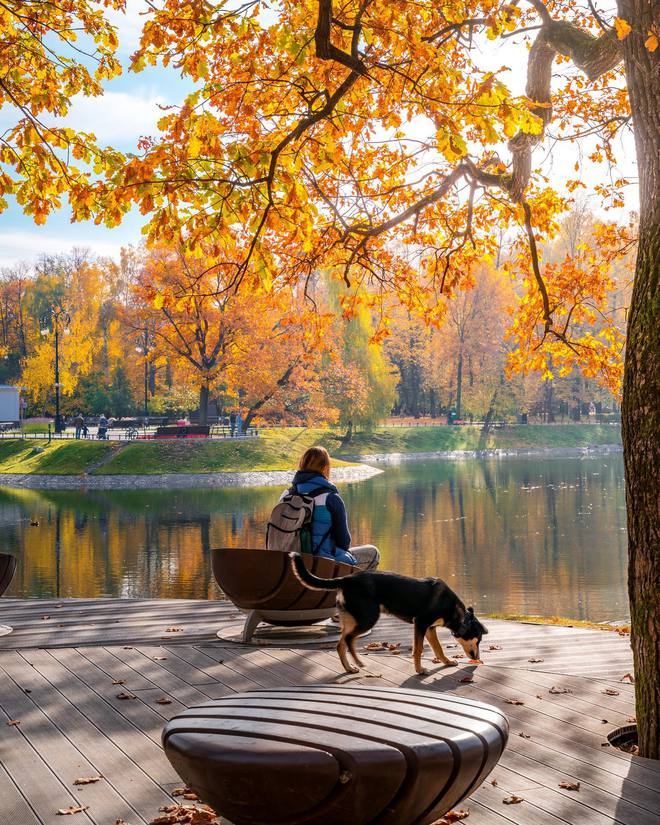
[
  {"x1": 270, "y1": 446, "x2": 380, "y2": 571},
  {"x1": 73, "y1": 414, "x2": 84, "y2": 440},
  {"x1": 229, "y1": 410, "x2": 237, "y2": 436},
  {"x1": 235, "y1": 411, "x2": 243, "y2": 436},
  {"x1": 97, "y1": 413, "x2": 108, "y2": 440}
]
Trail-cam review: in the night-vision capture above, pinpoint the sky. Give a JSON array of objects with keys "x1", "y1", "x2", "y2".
[{"x1": 0, "y1": 0, "x2": 638, "y2": 269}]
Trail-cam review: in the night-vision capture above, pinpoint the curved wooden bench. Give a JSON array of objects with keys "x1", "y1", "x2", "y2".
[
  {"x1": 0, "y1": 553, "x2": 17, "y2": 637},
  {"x1": 211, "y1": 548, "x2": 354, "y2": 642},
  {"x1": 163, "y1": 685, "x2": 509, "y2": 825}
]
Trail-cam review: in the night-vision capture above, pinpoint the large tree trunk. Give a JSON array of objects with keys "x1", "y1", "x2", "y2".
[
  {"x1": 456, "y1": 348, "x2": 463, "y2": 418},
  {"x1": 619, "y1": 0, "x2": 660, "y2": 761},
  {"x1": 198, "y1": 383, "x2": 210, "y2": 425}
]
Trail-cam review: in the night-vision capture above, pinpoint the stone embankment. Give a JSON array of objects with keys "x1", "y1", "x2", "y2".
[{"x1": 0, "y1": 463, "x2": 382, "y2": 490}]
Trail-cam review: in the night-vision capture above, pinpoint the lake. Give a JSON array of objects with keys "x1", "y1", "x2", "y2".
[{"x1": 0, "y1": 454, "x2": 628, "y2": 622}]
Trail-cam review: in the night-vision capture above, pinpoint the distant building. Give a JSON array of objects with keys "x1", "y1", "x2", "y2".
[{"x1": 0, "y1": 385, "x2": 20, "y2": 425}]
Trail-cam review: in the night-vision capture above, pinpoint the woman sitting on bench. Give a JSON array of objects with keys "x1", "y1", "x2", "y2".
[{"x1": 287, "y1": 446, "x2": 380, "y2": 572}]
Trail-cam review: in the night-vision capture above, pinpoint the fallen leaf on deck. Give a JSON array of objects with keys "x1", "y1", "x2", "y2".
[
  {"x1": 42, "y1": 615, "x2": 51, "y2": 620},
  {"x1": 172, "y1": 788, "x2": 198, "y2": 799},
  {"x1": 518, "y1": 732, "x2": 531, "y2": 739},
  {"x1": 116, "y1": 692, "x2": 137, "y2": 700},
  {"x1": 73, "y1": 777, "x2": 102, "y2": 785},
  {"x1": 528, "y1": 658, "x2": 544, "y2": 663},
  {"x1": 164, "y1": 627, "x2": 183, "y2": 633},
  {"x1": 57, "y1": 806, "x2": 89, "y2": 815},
  {"x1": 536, "y1": 694, "x2": 543, "y2": 699},
  {"x1": 390, "y1": 649, "x2": 401, "y2": 655},
  {"x1": 154, "y1": 656, "x2": 168, "y2": 661},
  {"x1": 627, "y1": 716, "x2": 636, "y2": 723},
  {"x1": 182, "y1": 793, "x2": 199, "y2": 800},
  {"x1": 549, "y1": 686, "x2": 572, "y2": 695},
  {"x1": 112, "y1": 680, "x2": 125, "y2": 685},
  {"x1": 620, "y1": 673, "x2": 634, "y2": 683},
  {"x1": 602, "y1": 688, "x2": 619, "y2": 696},
  {"x1": 364, "y1": 641, "x2": 383, "y2": 650},
  {"x1": 490, "y1": 778, "x2": 498, "y2": 786},
  {"x1": 364, "y1": 673, "x2": 383, "y2": 678},
  {"x1": 601, "y1": 719, "x2": 609, "y2": 723},
  {"x1": 155, "y1": 698, "x2": 172, "y2": 705},
  {"x1": 6, "y1": 719, "x2": 20, "y2": 726},
  {"x1": 601, "y1": 742, "x2": 611, "y2": 747},
  {"x1": 505, "y1": 698, "x2": 524, "y2": 705},
  {"x1": 460, "y1": 676, "x2": 474, "y2": 683},
  {"x1": 388, "y1": 643, "x2": 400, "y2": 650},
  {"x1": 159, "y1": 806, "x2": 178, "y2": 813},
  {"x1": 452, "y1": 653, "x2": 465, "y2": 659},
  {"x1": 559, "y1": 781, "x2": 580, "y2": 791},
  {"x1": 434, "y1": 809, "x2": 470, "y2": 823},
  {"x1": 122, "y1": 646, "x2": 133, "y2": 650},
  {"x1": 503, "y1": 796, "x2": 524, "y2": 805}
]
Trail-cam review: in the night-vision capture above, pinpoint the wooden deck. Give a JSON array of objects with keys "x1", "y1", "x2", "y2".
[{"x1": 0, "y1": 598, "x2": 656, "y2": 825}]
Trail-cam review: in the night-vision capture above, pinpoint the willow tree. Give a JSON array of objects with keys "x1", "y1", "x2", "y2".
[{"x1": 3, "y1": 1, "x2": 658, "y2": 755}]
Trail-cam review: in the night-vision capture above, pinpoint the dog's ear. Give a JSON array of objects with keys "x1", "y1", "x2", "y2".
[{"x1": 481, "y1": 624, "x2": 489, "y2": 635}]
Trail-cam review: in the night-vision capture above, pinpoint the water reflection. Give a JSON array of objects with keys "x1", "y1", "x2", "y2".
[{"x1": 0, "y1": 455, "x2": 628, "y2": 621}]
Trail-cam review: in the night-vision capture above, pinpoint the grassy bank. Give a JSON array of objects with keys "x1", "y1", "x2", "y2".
[{"x1": 0, "y1": 424, "x2": 621, "y2": 476}]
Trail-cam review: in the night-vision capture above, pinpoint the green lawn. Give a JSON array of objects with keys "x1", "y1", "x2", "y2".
[
  {"x1": 0, "y1": 424, "x2": 621, "y2": 476},
  {"x1": 0, "y1": 439, "x2": 115, "y2": 474},
  {"x1": 335, "y1": 423, "x2": 621, "y2": 455}
]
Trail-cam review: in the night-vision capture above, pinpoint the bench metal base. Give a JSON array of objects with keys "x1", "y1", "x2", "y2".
[{"x1": 226, "y1": 608, "x2": 338, "y2": 644}]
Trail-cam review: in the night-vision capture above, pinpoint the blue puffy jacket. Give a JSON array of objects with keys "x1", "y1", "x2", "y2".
[{"x1": 289, "y1": 471, "x2": 357, "y2": 566}]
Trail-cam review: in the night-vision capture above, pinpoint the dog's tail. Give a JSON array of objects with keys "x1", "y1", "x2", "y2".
[{"x1": 289, "y1": 552, "x2": 351, "y2": 591}]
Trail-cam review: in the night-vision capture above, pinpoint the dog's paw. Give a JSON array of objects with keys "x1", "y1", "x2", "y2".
[
  {"x1": 433, "y1": 657, "x2": 457, "y2": 667},
  {"x1": 415, "y1": 667, "x2": 429, "y2": 676},
  {"x1": 344, "y1": 665, "x2": 360, "y2": 674}
]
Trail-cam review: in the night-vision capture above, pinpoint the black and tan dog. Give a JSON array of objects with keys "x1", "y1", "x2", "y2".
[{"x1": 290, "y1": 553, "x2": 488, "y2": 674}]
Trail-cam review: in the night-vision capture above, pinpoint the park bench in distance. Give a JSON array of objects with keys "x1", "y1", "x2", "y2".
[
  {"x1": 163, "y1": 685, "x2": 509, "y2": 825},
  {"x1": 211, "y1": 547, "x2": 355, "y2": 643},
  {"x1": 0, "y1": 553, "x2": 17, "y2": 637}
]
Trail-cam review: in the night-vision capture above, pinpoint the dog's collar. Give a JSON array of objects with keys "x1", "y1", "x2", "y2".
[{"x1": 451, "y1": 613, "x2": 474, "y2": 639}]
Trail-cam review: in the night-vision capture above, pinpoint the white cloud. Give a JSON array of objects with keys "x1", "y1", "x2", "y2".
[
  {"x1": 107, "y1": 0, "x2": 149, "y2": 57},
  {"x1": 47, "y1": 89, "x2": 166, "y2": 147},
  {"x1": 0, "y1": 230, "x2": 123, "y2": 269}
]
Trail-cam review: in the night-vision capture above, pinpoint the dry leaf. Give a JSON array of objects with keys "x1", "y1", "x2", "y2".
[
  {"x1": 154, "y1": 656, "x2": 168, "y2": 661},
  {"x1": 155, "y1": 697, "x2": 172, "y2": 705},
  {"x1": 602, "y1": 688, "x2": 619, "y2": 696},
  {"x1": 159, "y1": 806, "x2": 178, "y2": 813},
  {"x1": 559, "y1": 781, "x2": 581, "y2": 791},
  {"x1": 149, "y1": 816, "x2": 177, "y2": 825},
  {"x1": 601, "y1": 719, "x2": 609, "y2": 723},
  {"x1": 620, "y1": 673, "x2": 634, "y2": 683},
  {"x1": 549, "y1": 686, "x2": 572, "y2": 695},
  {"x1": 627, "y1": 716, "x2": 636, "y2": 723},
  {"x1": 112, "y1": 680, "x2": 125, "y2": 685},
  {"x1": 490, "y1": 778, "x2": 498, "y2": 786},
  {"x1": 503, "y1": 796, "x2": 524, "y2": 805},
  {"x1": 6, "y1": 719, "x2": 20, "y2": 726},
  {"x1": 42, "y1": 615, "x2": 51, "y2": 620},
  {"x1": 435, "y1": 809, "x2": 470, "y2": 823},
  {"x1": 57, "y1": 806, "x2": 89, "y2": 816},
  {"x1": 73, "y1": 776, "x2": 102, "y2": 785},
  {"x1": 164, "y1": 627, "x2": 183, "y2": 633},
  {"x1": 390, "y1": 649, "x2": 402, "y2": 655},
  {"x1": 505, "y1": 698, "x2": 524, "y2": 705},
  {"x1": 116, "y1": 692, "x2": 137, "y2": 700},
  {"x1": 122, "y1": 646, "x2": 133, "y2": 650},
  {"x1": 488, "y1": 645, "x2": 502, "y2": 651},
  {"x1": 536, "y1": 694, "x2": 543, "y2": 699},
  {"x1": 601, "y1": 742, "x2": 611, "y2": 747},
  {"x1": 364, "y1": 641, "x2": 383, "y2": 650},
  {"x1": 518, "y1": 732, "x2": 531, "y2": 739},
  {"x1": 528, "y1": 658, "x2": 544, "y2": 663}
]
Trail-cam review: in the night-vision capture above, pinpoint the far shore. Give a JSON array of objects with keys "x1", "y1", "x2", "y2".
[{"x1": 0, "y1": 424, "x2": 622, "y2": 489}]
